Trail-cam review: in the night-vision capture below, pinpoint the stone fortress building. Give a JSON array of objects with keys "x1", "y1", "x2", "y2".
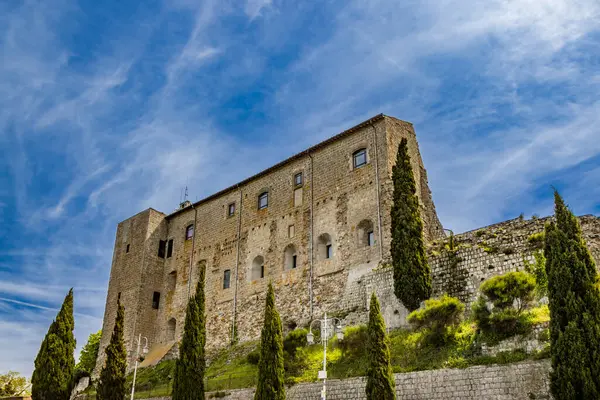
[{"x1": 94, "y1": 114, "x2": 600, "y2": 373}]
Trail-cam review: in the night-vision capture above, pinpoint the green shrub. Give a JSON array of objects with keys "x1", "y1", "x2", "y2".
[
  {"x1": 246, "y1": 349, "x2": 260, "y2": 365},
  {"x1": 283, "y1": 328, "x2": 308, "y2": 358},
  {"x1": 523, "y1": 251, "x2": 548, "y2": 298},
  {"x1": 527, "y1": 232, "x2": 545, "y2": 249},
  {"x1": 475, "y1": 271, "x2": 537, "y2": 343},
  {"x1": 407, "y1": 295, "x2": 464, "y2": 345},
  {"x1": 282, "y1": 329, "x2": 309, "y2": 376},
  {"x1": 480, "y1": 271, "x2": 535, "y2": 310},
  {"x1": 338, "y1": 325, "x2": 368, "y2": 358}
]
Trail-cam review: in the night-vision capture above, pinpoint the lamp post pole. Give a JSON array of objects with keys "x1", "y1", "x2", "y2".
[
  {"x1": 130, "y1": 334, "x2": 148, "y2": 400},
  {"x1": 307, "y1": 313, "x2": 344, "y2": 400}
]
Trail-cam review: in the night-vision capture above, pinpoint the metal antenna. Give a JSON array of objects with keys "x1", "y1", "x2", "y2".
[{"x1": 184, "y1": 186, "x2": 189, "y2": 202}]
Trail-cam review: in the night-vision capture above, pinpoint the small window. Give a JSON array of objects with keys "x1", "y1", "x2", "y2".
[
  {"x1": 326, "y1": 244, "x2": 333, "y2": 259},
  {"x1": 228, "y1": 202, "x2": 236, "y2": 217},
  {"x1": 166, "y1": 239, "x2": 174, "y2": 258},
  {"x1": 251, "y1": 256, "x2": 265, "y2": 280},
  {"x1": 288, "y1": 225, "x2": 295, "y2": 238},
  {"x1": 294, "y1": 172, "x2": 303, "y2": 186},
  {"x1": 292, "y1": 255, "x2": 297, "y2": 269},
  {"x1": 284, "y1": 244, "x2": 297, "y2": 270},
  {"x1": 367, "y1": 231, "x2": 374, "y2": 246},
  {"x1": 185, "y1": 225, "x2": 194, "y2": 240},
  {"x1": 152, "y1": 292, "x2": 160, "y2": 309},
  {"x1": 158, "y1": 240, "x2": 166, "y2": 258},
  {"x1": 317, "y1": 233, "x2": 334, "y2": 260},
  {"x1": 353, "y1": 148, "x2": 367, "y2": 169},
  {"x1": 258, "y1": 192, "x2": 268, "y2": 210},
  {"x1": 126, "y1": 244, "x2": 130, "y2": 253},
  {"x1": 223, "y1": 269, "x2": 231, "y2": 289}
]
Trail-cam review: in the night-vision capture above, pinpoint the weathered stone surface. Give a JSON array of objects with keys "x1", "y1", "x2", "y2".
[{"x1": 93, "y1": 114, "x2": 443, "y2": 376}]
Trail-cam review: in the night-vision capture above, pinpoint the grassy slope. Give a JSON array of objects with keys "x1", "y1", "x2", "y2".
[{"x1": 86, "y1": 305, "x2": 550, "y2": 398}]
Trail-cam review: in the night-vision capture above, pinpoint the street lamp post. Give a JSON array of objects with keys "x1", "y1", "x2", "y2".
[
  {"x1": 306, "y1": 313, "x2": 344, "y2": 400},
  {"x1": 130, "y1": 334, "x2": 149, "y2": 400}
]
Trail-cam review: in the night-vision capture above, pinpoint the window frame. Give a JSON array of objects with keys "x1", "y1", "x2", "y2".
[
  {"x1": 353, "y1": 148, "x2": 367, "y2": 169},
  {"x1": 258, "y1": 192, "x2": 268, "y2": 210},
  {"x1": 367, "y1": 231, "x2": 374, "y2": 246},
  {"x1": 294, "y1": 172, "x2": 303, "y2": 187},
  {"x1": 152, "y1": 291, "x2": 160, "y2": 310},
  {"x1": 227, "y1": 202, "x2": 236, "y2": 217},
  {"x1": 223, "y1": 269, "x2": 231, "y2": 289},
  {"x1": 185, "y1": 224, "x2": 194, "y2": 241},
  {"x1": 326, "y1": 244, "x2": 333, "y2": 259},
  {"x1": 166, "y1": 239, "x2": 174, "y2": 258},
  {"x1": 158, "y1": 240, "x2": 166, "y2": 258}
]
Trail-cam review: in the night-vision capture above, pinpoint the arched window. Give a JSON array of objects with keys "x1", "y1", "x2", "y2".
[
  {"x1": 284, "y1": 244, "x2": 297, "y2": 270},
  {"x1": 185, "y1": 224, "x2": 194, "y2": 240},
  {"x1": 353, "y1": 148, "x2": 367, "y2": 169},
  {"x1": 317, "y1": 233, "x2": 333, "y2": 260},
  {"x1": 258, "y1": 192, "x2": 268, "y2": 210},
  {"x1": 167, "y1": 318, "x2": 177, "y2": 342},
  {"x1": 357, "y1": 219, "x2": 375, "y2": 247},
  {"x1": 250, "y1": 255, "x2": 265, "y2": 280}
]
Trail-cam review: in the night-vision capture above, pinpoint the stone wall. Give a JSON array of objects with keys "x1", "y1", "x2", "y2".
[
  {"x1": 123, "y1": 360, "x2": 551, "y2": 400},
  {"x1": 95, "y1": 114, "x2": 440, "y2": 374}
]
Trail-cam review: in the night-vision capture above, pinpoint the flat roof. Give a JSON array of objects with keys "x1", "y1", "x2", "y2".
[{"x1": 167, "y1": 113, "x2": 398, "y2": 219}]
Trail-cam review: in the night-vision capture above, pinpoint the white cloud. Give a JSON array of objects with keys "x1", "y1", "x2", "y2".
[{"x1": 244, "y1": 0, "x2": 272, "y2": 20}]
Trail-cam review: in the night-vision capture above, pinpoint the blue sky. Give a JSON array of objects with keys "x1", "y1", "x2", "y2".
[{"x1": 1, "y1": 0, "x2": 599, "y2": 376}]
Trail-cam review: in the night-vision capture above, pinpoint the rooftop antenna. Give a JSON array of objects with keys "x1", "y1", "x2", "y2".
[{"x1": 183, "y1": 186, "x2": 189, "y2": 202}]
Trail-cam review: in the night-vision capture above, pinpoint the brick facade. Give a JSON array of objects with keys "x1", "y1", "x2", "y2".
[{"x1": 94, "y1": 114, "x2": 443, "y2": 374}]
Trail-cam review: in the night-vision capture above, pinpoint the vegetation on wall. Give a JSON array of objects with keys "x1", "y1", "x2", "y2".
[
  {"x1": 365, "y1": 293, "x2": 396, "y2": 400},
  {"x1": 97, "y1": 299, "x2": 127, "y2": 400},
  {"x1": 31, "y1": 288, "x2": 76, "y2": 400},
  {"x1": 523, "y1": 250, "x2": 548, "y2": 299},
  {"x1": 545, "y1": 191, "x2": 600, "y2": 399},
  {"x1": 390, "y1": 137, "x2": 430, "y2": 311},
  {"x1": 473, "y1": 271, "x2": 537, "y2": 343},
  {"x1": 254, "y1": 282, "x2": 285, "y2": 400},
  {"x1": 407, "y1": 294, "x2": 464, "y2": 345},
  {"x1": 173, "y1": 265, "x2": 207, "y2": 400}
]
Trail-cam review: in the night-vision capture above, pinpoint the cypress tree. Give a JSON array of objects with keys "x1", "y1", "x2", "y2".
[
  {"x1": 172, "y1": 265, "x2": 206, "y2": 400},
  {"x1": 545, "y1": 190, "x2": 600, "y2": 399},
  {"x1": 391, "y1": 137, "x2": 430, "y2": 311},
  {"x1": 365, "y1": 293, "x2": 395, "y2": 400},
  {"x1": 254, "y1": 282, "x2": 285, "y2": 400},
  {"x1": 31, "y1": 289, "x2": 76, "y2": 400},
  {"x1": 97, "y1": 299, "x2": 127, "y2": 400}
]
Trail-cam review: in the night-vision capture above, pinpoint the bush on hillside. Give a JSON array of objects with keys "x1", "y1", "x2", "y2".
[
  {"x1": 407, "y1": 295, "x2": 465, "y2": 345},
  {"x1": 474, "y1": 271, "x2": 537, "y2": 342},
  {"x1": 282, "y1": 328, "x2": 309, "y2": 376}
]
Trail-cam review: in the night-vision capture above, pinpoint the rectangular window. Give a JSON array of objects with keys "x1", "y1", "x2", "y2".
[
  {"x1": 292, "y1": 255, "x2": 297, "y2": 269},
  {"x1": 288, "y1": 224, "x2": 295, "y2": 238},
  {"x1": 258, "y1": 192, "x2": 268, "y2": 210},
  {"x1": 158, "y1": 240, "x2": 166, "y2": 258},
  {"x1": 326, "y1": 244, "x2": 333, "y2": 259},
  {"x1": 152, "y1": 292, "x2": 160, "y2": 309},
  {"x1": 223, "y1": 269, "x2": 231, "y2": 289},
  {"x1": 367, "y1": 231, "x2": 374, "y2": 246},
  {"x1": 228, "y1": 202, "x2": 236, "y2": 217},
  {"x1": 294, "y1": 172, "x2": 303, "y2": 186},
  {"x1": 353, "y1": 149, "x2": 367, "y2": 169},
  {"x1": 186, "y1": 225, "x2": 194, "y2": 240},
  {"x1": 166, "y1": 239, "x2": 174, "y2": 258},
  {"x1": 126, "y1": 244, "x2": 130, "y2": 253},
  {"x1": 260, "y1": 265, "x2": 265, "y2": 279}
]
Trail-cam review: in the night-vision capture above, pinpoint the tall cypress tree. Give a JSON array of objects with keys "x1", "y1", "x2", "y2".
[
  {"x1": 97, "y1": 299, "x2": 127, "y2": 400},
  {"x1": 172, "y1": 265, "x2": 206, "y2": 400},
  {"x1": 365, "y1": 293, "x2": 396, "y2": 400},
  {"x1": 31, "y1": 289, "x2": 76, "y2": 400},
  {"x1": 254, "y1": 282, "x2": 285, "y2": 400},
  {"x1": 391, "y1": 137, "x2": 430, "y2": 311},
  {"x1": 545, "y1": 191, "x2": 600, "y2": 399}
]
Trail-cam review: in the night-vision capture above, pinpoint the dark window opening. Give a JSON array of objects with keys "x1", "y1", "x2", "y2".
[
  {"x1": 117, "y1": 292, "x2": 121, "y2": 301},
  {"x1": 367, "y1": 231, "x2": 374, "y2": 246},
  {"x1": 166, "y1": 239, "x2": 174, "y2": 258},
  {"x1": 228, "y1": 202, "x2": 236, "y2": 217},
  {"x1": 258, "y1": 192, "x2": 268, "y2": 210},
  {"x1": 223, "y1": 269, "x2": 231, "y2": 289},
  {"x1": 260, "y1": 265, "x2": 265, "y2": 278},
  {"x1": 353, "y1": 148, "x2": 367, "y2": 169},
  {"x1": 292, "y1": 255, "x2": 297, "y2": 269},
  {"x1": 294, "y1": 172, "x2": 303, "y2": 186},
  {"x1": 185, "y1": 225, "x2": 194, "y2": 240},
  {"x1": 326, "y1": 244, "x2": 333, "y2": 259},
  {"x1": 126, "y1": 244, "x2": 130, "y2": 253},
  {"x1": 152, "y1": 292, "x2": 160, "y2": 309},
  {"x1": 158, "y1": 240, "x2": 166, "y2": 258}
]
